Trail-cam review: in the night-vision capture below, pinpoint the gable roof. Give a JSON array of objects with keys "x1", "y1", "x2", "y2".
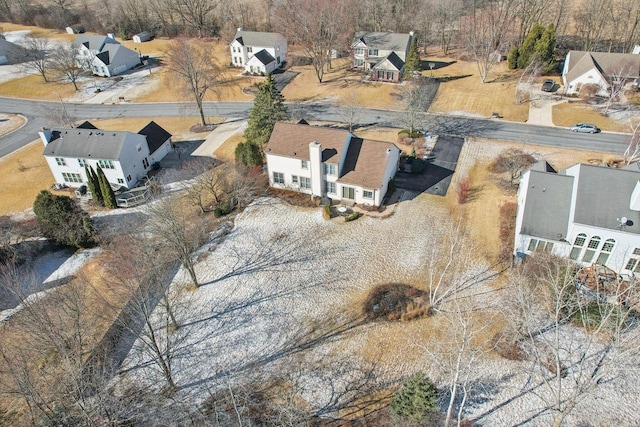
[
  {"x1": 337, "y1": 138, "x2": 398, "y2": 189},
  {"x1": 138, "y1": 121, "x2": 172, "y2": 154},
  {"x1": 94, "y1": 43, "x2": 138, "y2": 67},
  {"x1": 520, "y1": 170, "x2": 574, "y2": 240},
  {"x1": 352, "y1": 31, "x2": 412, "y2": 53},
  {"x1": 569, "y1": 164, "x2": 640, "y2": 234},
  {"x1": 43, "y1": 128, "x2": 136, "y2": 160},
  {"x1": 266, "y1": 122, "x2": 350, "y2": 163},
  {"x1": 0, "y1": 38, "x2": 22, "y2": 59},
  {"x1": 72, "y1": 34, "x2": 119, "y2": 51},
  {"x1": 76, "y1": 121, "x2": 97, "y2": 129},
  {"x1": 232, "y1": 30, "x2": 283, "y2": 48},
  {"x1": 252, "y1": 49, "x2": 276, "y2": 65},
  {"x1": 564, "y1": 51, "x2": 640, "y2": 84},
  {"x1": 372, "y1": 52, "x2": 405, "y2": 71}
]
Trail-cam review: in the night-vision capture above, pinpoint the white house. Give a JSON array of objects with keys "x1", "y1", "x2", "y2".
[
  {"x1": 562, "y1": 50, "x2": 640, "y2": 96},
  {"x1": 265, "y1": 122, "x2": 400, "y2": 207},
  {"x1": 40, "y1": 121, "x2": 172, "y2": 190},
  {"x1": 72, "y1": 34, "x2": 140, "y2": 76},
  {"x1": 352, "y1": 31, "x2": 414, "y2": 82},
  {"x1": 229, "y1": 28, "x2": 287, "y2": 74},
  {"x1": 514, "y1": 162, "x2": 640, "y2": 275}
]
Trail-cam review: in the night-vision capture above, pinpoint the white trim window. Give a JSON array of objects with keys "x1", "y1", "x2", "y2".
[
  {"x1": 326, "y1": 181, "x2": 336, "y2": 194},
  {"x1": 301, "y1": 160, "x2": 308, "y2": 170},
  {"x1": 581, "y1": 236, "x2": 601, "y2": 263},
  {"x1": 527, "y1": 238, "x2": 554, "y2": 253},
  {"x1": 324, "y1": 163, "x2": 337, "y2": 176},
  {"x1": 98, "y1": 160, "x2": 115, "y2": 169},
  {"x1": 273, "y1": 171, "x2": 284, "y2": 184},
  {"x1": 300, "y1": 177, "x2": 311, "y2": 189},
  {"x1": 55, "y1": 157, "x2": 66, "y2": 166},
  {"x1": 596, "y1": 239, "x2": 615, "y2": 265},
  {"x1": 342, "y1": 186, "x2": 355, "y2": 199},
  {"x1": 78, "y1": 158, "x2": 87, "y2": 167},
  {"x1": 569, "y1": 233, "x2": 587, "y2": 260},
  {"x1": 624, "y1": 248, "x2": 640, "y2": 273},
  {"x1": 292, "y1": 175, "x2": 298, "y2": 185},
  {"x1": 363, "y1": 190, "x2": 374, "y2": 199},
  {"x1": 62, "y1": 172, "x2": 82, "y2": 183}
]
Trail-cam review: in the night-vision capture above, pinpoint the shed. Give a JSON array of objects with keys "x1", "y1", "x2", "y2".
[
  {"x1": 133, "y1": 32, "x2": 152, "y2": 43},
  {"x1": 65, "y1": 25, "x2": 85, "y2": 34}
]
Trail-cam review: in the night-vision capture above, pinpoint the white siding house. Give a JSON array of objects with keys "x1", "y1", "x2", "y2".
[
  {"x1": 265, "y1": 122, "x2": 400, "y2": 207},
  {"x1": 72, "y1": 34, "x2": 140, "y2": 76},
  {"x1": 352, "y1": 31, "x2": 413, "y2": 82},
  {"x1": 229, "y1": 28, "x2": 287, "y2": 74},
  {"x1": 562, "y1": 50, "x2": 640, "y2": 96},
  {"x1": 40, "y1": 121, "x2": 171, "y2": 189},
  {"x1": 514, "y1": 162, "x2": 640, "y2": 275}
]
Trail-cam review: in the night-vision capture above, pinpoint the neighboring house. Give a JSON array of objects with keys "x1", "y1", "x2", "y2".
[
  {"x1": 39, "y1": 121, "x2": 172, "y2": 189},
  {"x1": 265, "y1": 122, "x2": 400, "y2": 207},
  {"x1": 562, "y1": 50, "x2": 640, "y2": 96},
  {"x1": 514, "y1": 162, "x2": 640, "y2": 275},
  {"x1": 72, "y1": 34, "x2": 139, "y2": 76},
  {"x1": 229, "y1": 28, "x2": 287, "y2": 74},
  {"x1": 351, "y1": 31, "x2": 414, "y2": 82},
  {"x1": 132, "y1": 31, "x2": 152, "y2": 43},
  {"x1": 0, "y1": 38, "x2": 26, "y2": 65}
]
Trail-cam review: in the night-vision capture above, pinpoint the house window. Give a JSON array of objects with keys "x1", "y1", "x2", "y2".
[
  {"x1": 581, "y1": 236, "x2": 601, "y2": 263},
  {"x1": 368, "y1": 49, "x2": 378, "y2": 56},
  {"x1": 624, "y1": 248, "x2": 640, "y2": 272},
  {"x1": 355, "y1": 59, "x2": 364, "y2": 67},
  {"x1": 127, "y1": 175, "x2": 132, "y2": 182},
  {"x1": 387, "y1": 71, "x2": 394, "y2": 80},
  {"x1": 324, "y1": 163, "x2": 337, "y2": 176},
  {"x1": 528, "y1": 238, "x2": 538, "y2": 251},
  {"x1": 342, "y1": 186, "x2": 355, "y2": 199},
  {"x1": 55, "y1": 157, "x2": 66, "y2": 166},
  {"x1": 569, "y1": 233, "x2": 587, "y2": 260},
  {"x1": 273, "y1": 171, "x2": 284, "y2": 184},
  {"x1": 247, "y1": 47, "x2": 253, "y2": 53},
  {"x1": 78, "y1": 158, "x2": 87, "y2": 167},
  {"x1": 528, "y1": 238, "x2": 554, "y2": 253},
  {"x1": 98, "y1": 160, "x2": 115, "y2": 169},
  {"x1": 117, "y1": 178, "x2": 124, "y2": 184},
  {"x1": 326, "y1": 181, "x2": 336, "y2": 194},
  {"x1": 292, "y1": 175, "x2": 298, "y2": 184},
  {"x1": 300, "y1": 177, "x2": 311, "y2": 189},
  {"x1": 62, "y1": 172, "x2": 82, "y2": 183},
  {"x1": 142, "y1": 157, "x2": 149, "y2": 169},
  {"x1": 596, "y1": 239, "x2": 615, "y2": 265},
  {"x1": 355, "y1": 48, "x2": 364, "y2": 55},
  {"x1": 363, "y1": 190, "x2": 373, "y2": 199},
  {"x1": 301, "y1": 160, "x2": 308, "y2": 170},
  {"x1": 377, "y1": 70, "x2": 385, "y2": 79}
]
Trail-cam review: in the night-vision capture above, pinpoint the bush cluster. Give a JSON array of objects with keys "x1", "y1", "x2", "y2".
[
  {"x1": 344, "y1": 211, "x2": 361, "y2": 222},
  {"x1": 213, "y1": 200, "x2": 234, "y2": 218},
  {"x1": 391, "y1": 372, "x2": 439, "y2": 421},
  {"x1": 322, "y1": 204, "x2": 332, "y2": 220}
]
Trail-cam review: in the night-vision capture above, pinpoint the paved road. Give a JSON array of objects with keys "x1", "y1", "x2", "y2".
[{"x1": 0, "y1": 97, "x2": 632, "y2": 158}]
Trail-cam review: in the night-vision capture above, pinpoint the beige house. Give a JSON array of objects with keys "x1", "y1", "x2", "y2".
[{"x1": 562, "y1": 50, "x2": 640, "y2": 96}]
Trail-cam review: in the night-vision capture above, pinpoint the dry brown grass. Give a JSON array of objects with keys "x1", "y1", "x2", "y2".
[
  {"x1": 90, "y1": 116, "x2": 225, "y2": 141},
  {"x1": 214, "y1": 133, "x2": 244, "y2": 162},
  {"x1": 0, "y1": 21, "x2": 75, "y2": 41},
  {"x1": 552, "y1": 101, "x2": 631, "y2": 132},
  {"x1": 0, "y1": 75, "x2": 80, "y2": 101},
  {"x1": 428, "y1": 57, "x2": 529, "y2": 122},
  {"x1": 0, "y1": 141, "x2": 54, "y2": 215}
]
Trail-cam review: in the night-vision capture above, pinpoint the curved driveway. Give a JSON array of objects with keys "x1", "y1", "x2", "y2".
[{"x1": 0, "y1": 97, "x2": 632, "y2": 158}]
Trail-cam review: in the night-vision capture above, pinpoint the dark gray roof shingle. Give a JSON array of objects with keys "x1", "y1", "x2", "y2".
[
  {"x1": 138, "y1": 121, "x2": 171, "y2": 154},
  {"x1": 520, "y1": 170, "x2": 573, "y2": 240}
]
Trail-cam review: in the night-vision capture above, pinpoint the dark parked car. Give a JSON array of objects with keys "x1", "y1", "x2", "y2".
[
  {"x1": 541, "y1": 79, "x2": 555, "y2": 92},
  {"x1": 570, "y1": 123, "x2": 600, "y2": 133}
]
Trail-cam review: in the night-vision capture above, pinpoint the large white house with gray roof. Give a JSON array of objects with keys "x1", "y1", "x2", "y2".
[
  {"x1": 39, "y1": 121, "x2": 171, "y2": 190},
  {"x1": 352, "y1": 31, "x2": 414, "y2": 82},
  {"x1": 72, "y1": 34, "x2": 140, "y2": 77},
  {"x1": 229, "y1": 28, "x2": 287, "y2": 74},
  {"x1": 515, "y1": 162, "x2": 640, "y2": 275}
]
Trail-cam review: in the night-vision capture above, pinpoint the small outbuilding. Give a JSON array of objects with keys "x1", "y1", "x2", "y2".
[
  {"x1": 133, "y1": 32, "x2": 152, "y2": 44},
  {"x1": 65, "y1": 25, "x2": 85, "y2": 34}
]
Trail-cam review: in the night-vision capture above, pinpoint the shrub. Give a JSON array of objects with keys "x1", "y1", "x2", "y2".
[
  {"x1": 344, "y1": 211, "x2": 362, "y2": 222},
  {"x1": 390, "y1": 373, "x2": 439, "y2": 421},
  {"x1": 33, "y1": 190, "x2": 95, "y2": 248},
  {"x1": 323, "y1": 204, "x2": 332, "y2": 220},
  {"x1": 457, "y1": 177, "x2": 471, "y2": 204},
  {"x1": 507, "y1": 46, "x2": 519, "y2": 69},
  {"x1": 363, "y1": 283, "x2": 428, "y2": 321}
]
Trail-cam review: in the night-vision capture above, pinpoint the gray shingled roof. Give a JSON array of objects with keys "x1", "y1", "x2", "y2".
[
  {"x1": 572, "y1": 164, "x2": 640, "y2": 234},
  {"x1": 72, "y1": 34, "x2": 119, "y2": 51},
  {"x1": 520, "y1": 170, "x2": 574, "y2": 240},
  {"x1": 565, "y1": 51, "x2": 640, "y2": 84},
  {"x1": 43, "y1": 128, "x2": 132, "y2": 160},
  {"x1": 233, "y1": 30, "x2": 283, "y2": 47},
  {"x1": 372, "y1": 52, "x2": 405, "y2": 71},
  {"x1": 94, "y1": 43, "x2": 138, "y2": 66},
  {"x1": 138, "y1": 121, "x2": 171, "y2": 154},
  {"x1": 352, "y1": 31, "x2": 411, "y2": 53}
]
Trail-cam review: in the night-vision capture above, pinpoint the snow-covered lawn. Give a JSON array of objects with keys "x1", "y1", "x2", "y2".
[{"x1": 118, "y1": 194, "x2": 640, "y2": 425}]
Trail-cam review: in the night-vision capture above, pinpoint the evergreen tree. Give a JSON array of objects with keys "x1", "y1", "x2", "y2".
[
  {"x1": 535, "y1": 24, "x2": 557, "y2": 71},
  {"x1": 235, "y1": 141, "x2": 263, "y2": 166},
  {"x1": 403, "y1": 36, "x2": 421, "y2": 78},
  {"x1": 97, "y1": 166, "x2": 117, "y2": 209},
  {"x1": 33, "y1": 190, "x2": 95, "y2": 248},
  {"x1": 390, "y1": 372, "x2": 439, "y2": 421},
  {"x1": 85, "y1": 165, "x2": 103, "y2": 206},
  {"x1": 244, "y1": 73, "x2": 288, "y2": 146},
  {"x1": 507, "y1": 46, "x2": 519, "y2": 69},
  {"x1": 517, "y1": 22, "x2": 544, "y2": 68}
]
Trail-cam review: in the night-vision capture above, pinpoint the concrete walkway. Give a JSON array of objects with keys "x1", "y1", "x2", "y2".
[
  {"x1": 527, "y1": 96, "x2": 567, "y2": 126},
  {"x1": 191, "y1": 119, "x2": 248, "y2": 157}
]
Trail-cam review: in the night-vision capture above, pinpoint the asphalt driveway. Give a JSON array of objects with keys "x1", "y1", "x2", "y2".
[{"x1": 394, "y1": 135, "x2": 465, "y2": 196}]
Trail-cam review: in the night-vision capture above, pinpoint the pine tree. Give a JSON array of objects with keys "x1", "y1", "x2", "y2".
[
  {"x1": 244, "y1": 73, "x2": 288, "y2": 146},
  {"x1": 234, "y1": 141, "x2": 263, "y2": 166},
  {"x1": 403, "y1": 36, "x2": 421, "y2": 78},
  {"x1": 96, "y1": 166, "x2": 117, "y2": 209},
  {"x1": 390, "y1": 372, "x2": 439, "y2": 421},
  {"x1": 517, "y1": 22, "x2": 544, "y2": 68},
  {"x1": 85, "y1": 165, "x2": 103, "y2": 206},
  {"x1": 507, "y1": 46, "x2": 519, "y2": 69},
  {"x1": 535, "y1": 24, "x2": 557, "y2": 71}
]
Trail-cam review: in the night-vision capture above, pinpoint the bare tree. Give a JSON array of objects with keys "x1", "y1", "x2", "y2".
[
  {"x1": 340, "y1": 90, "x2": 362, "y2": 133},
  {"x1": 515, "y1": 58, "x2": 543, "y2": 105},
  {"x1": 49, "y1": 43, "x2": 84, "y2": 91},
  {"x1": 573, "y1": 0, "x2": 610, "y2": 51},
  {"x1": 170, "y1": 0, "x2": 219, "y2": 37},
  {"x1": 15, "y1": 36, "x2": 52, "y2": 82},
  {"x1": 603, "y1": 66, "x2": 634, "y2": 116},
  {"x1": 504, "y1": 254, "x2": 640, "y2": 426},
  {"x1": 623, "y1": 116, "x2": 640, "y2": 165},
  {"x1": 397, "y1": 76, "x2": 437, "y2": 135},
  {"x1": 165, "y1": 38, "x2": 220, "y2": 127}
]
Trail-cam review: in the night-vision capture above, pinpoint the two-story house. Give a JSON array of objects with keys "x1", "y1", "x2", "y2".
[
  {"x1": 229, "y1": 28, "x2": 287, "y2": 75},
  {"x1": 265, "y1": 122, "x2": 400, "y2": 207},
  {"x1": 72, "y1": 34, "x2": 140, "y2": 77},
  {"x1": 40, "y1": 121, "x2": 171, "y2": 189},
  {"x1": 514, "y1": 162, "x2": 640, "y2": 276},
  {"x1": 352, "y1": 31, "x2": 414, "y2": 82},
  {"x1": 562, "y1": 50, "x2": 640, "y2": 96}
]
